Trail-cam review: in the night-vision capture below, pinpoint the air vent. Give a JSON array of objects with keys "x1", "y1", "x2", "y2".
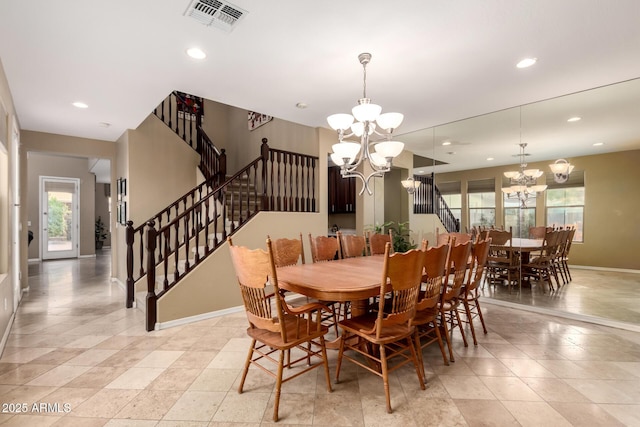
[{"x1": 184, "y1": 0, "x2": 247, "y2": 33}]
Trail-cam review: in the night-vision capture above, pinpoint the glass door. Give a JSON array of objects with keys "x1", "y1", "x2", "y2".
[{"x1": 40, "y1": 177, "x2": 79, "y2": 260}]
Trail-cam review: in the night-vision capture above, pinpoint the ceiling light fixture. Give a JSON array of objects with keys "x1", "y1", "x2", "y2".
[
  {"x1": 442, "y1": 141, "x2": 451, "y2": 146},
  {"x1": 186, "y1": 47, "x2": 206, "y2": 59},
  {"x1": 72, "y1": 102, "x2": 88, "y2": 109},
  {"x1": 516, "y1": 57, "x2": 537, "y2": 68},
  {"x1": 567, "y1": 116, "x2": 581, "y2": 122},
  {"x1": 401, "y1": 175, "x2": 420, "y2": 195},
  {"x1": 487, "y1": 157, "x2": 494, "y2": 161},
  {"x1": 328, "y1": 53, "x2": 405, "y2": 196},
  {"x1": 593, "y1": 142, "x2": 604, "y2": 146}
]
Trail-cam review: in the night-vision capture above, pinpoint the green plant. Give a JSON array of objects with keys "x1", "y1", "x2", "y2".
[
  {"x1": 365, "y1": 220, "x2": 416, "y2": 253},
  {"x1": 95, "y1": 216, "x2": 107, "y2": 243}
]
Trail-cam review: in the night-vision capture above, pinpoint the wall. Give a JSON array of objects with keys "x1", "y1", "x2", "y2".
[
  {"x1": 434, "y1": 149, "x2": 640, "y2": 270},
  {"x1": 26, "y1": 153, "x2": 96, "y2": 258}
]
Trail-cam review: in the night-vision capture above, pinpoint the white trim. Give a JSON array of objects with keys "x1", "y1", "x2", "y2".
[
  {"x1": 111, "y1": 277, "x2": 126, "y2": 293},
  {"x1": 482, "y1": 298, "x2": 640, "y2": 333},
  {"x1": 28, "y1": 258, "x2": 41, "y2": 263},
  {"x1": 155, "y1": 305, "x2": 244, "y2": 330},
  {"x1": 0, "y1": 312, "x2": 15, "y2": 359},
  {"x1": 79, "y1": 254, "x2": 96, "y2": 259},
  {"x1": 570, "y1": 265, "x2": 640, "y2": 274},
  {"x1": 21, "y1": 287, "x2": 29, "y2": 295}
]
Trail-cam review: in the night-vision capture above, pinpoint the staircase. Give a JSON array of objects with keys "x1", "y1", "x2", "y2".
[
  {"x1": 412, "y1": 173, "x2": 460, "y2": 233},
  {"x1": 125, "y1": 91, "x2": 319, "y2": 331}
]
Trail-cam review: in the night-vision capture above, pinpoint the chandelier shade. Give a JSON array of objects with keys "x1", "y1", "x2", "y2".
[
  {"x1": 401, "y1": 176, "x2": 421, "y2": 195},
  {"x1": 502, "y1": 143, "x2": 547, "y2": 207},
  {"x1": 549, "y1": 159, "x2": 574, "y2": 183},
  {"x1": 327, "y1": 52, "x2": 405, "y2": 195}
]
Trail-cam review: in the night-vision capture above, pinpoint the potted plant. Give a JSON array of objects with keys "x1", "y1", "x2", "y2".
[
  {"x1": 95, "y1": 216, "x2": 107, "y2": 250},
  {"x1": 365, "y1": 221, "x2": 416, "y2": 252}
]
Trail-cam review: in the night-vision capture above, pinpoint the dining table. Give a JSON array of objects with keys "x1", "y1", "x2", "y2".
[
  {"x1": 489, "y1": 238, "x2": 543, "y2": 289},
  {"x1": 276, "y1": 255, "x2": 386, "y2": 347}
]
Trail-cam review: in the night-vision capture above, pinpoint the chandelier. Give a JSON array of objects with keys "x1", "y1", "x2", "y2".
[
  {"x1": 401, "y1": 176, "x2": 420, "y2": 195},
  {"x1": 501, "y1": 143, "x2": 548, "y2": 207},
  {"x1": 549, "y1": 159, "x2": 574, "y2": 183},
  {"x1": 328, "y1": 53, "x2": 405, "y2": 196}
]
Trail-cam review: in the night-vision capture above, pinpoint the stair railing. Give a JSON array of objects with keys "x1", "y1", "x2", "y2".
[
  {"x1": 413, "y1": 174, "x2": 460, "y2": 232},
  {"x1": 128, "y1": 139, "x2": 318, "y2": 329},
  {"x1": 154, "y1": 91, "x2": 202, "y2": 150}
]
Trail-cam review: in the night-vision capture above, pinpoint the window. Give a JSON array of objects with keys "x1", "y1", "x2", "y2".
[
  {"x1": 546, "y1": 187, "x2": 584, "y2": 242},
  {"x1": 504, "y1": 195, "x2": 535, "y2": 238},
  {"x1": 441, "y1": 193, "x2": 461, "y2": 225},
  {"x1": 468, "y1": 179, "x2": 495, "y2": 228}
]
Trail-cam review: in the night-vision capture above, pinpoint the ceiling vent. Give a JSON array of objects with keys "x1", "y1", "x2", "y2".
[{"x1": 184, "y1": 0, "x2": 248, "y2": 33}]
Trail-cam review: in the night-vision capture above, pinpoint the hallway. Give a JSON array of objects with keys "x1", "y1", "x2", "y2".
[{"x1": 1, "y1": 252, "x2": 639, "y2": 426}]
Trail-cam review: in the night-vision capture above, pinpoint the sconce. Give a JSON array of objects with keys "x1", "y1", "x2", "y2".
[
  {"x1": 549, "y1": 159, "x2": 574, "y2": 183},
  {"x1": 401, "y1": 176, "x2": 420, "y2": 195}
]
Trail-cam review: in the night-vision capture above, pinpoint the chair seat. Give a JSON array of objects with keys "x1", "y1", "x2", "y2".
[
  {"x1": 247, "y1": 314, "x2": 328, "y2": 349},
  {"x1": 412, "y1": 308, "x2": 439, "y2": 325},
  {"x1": 339, "y1": 313, "x2": 415, "y2": 345}
]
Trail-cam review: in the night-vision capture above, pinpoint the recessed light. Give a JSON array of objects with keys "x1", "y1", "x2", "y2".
[
  {"x1": 593, "y1": 142, "x2": 604, "y2": 146},
  {"x1": 516, "y1": 57, "x2": 537, "y2": 68},
  {"x1": 72, "y1": 102, "x2": 88, "y2": 109},
  {"x1": 446, "y1": 151, "x2": 456, "y2": 155},
  {"x1": 486, "y1": 157, "x2": 494, "y2": 161},
  {"x1": 186, "y1": 47, "x2": 206, "y2": 59},
  {"x1": 442, "y1": 141, "x2": 452, "y2": 146},
  {"x1": 296, "y1": 102, "x2": 308, "y2": 109},
  {"x1": 418, "y1": 170, "x2": 425, "y2": 174},
  {"x1": 567, "y1": 116, "x2": 582, "y2": 122}
]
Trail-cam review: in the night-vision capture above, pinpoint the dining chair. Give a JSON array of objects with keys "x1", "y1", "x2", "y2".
[
  {"x1": 528, "y1": 225, "x2": 552, "y2": 239},
  {"x1": 485, "y1": 227, "x2": 519, "y2": 293},
  {"x1": 270, "y1": 232, "x2": 305, "y2": 267},
  {"x1": 413, "y1": 243, "x2": 450, "y2": 373},
  {"x1": 335, "y1": 242, "x2": 427, "y2": 414},
  {"x1": 557, "y1": 227, "x2": 576, "y2": 282},
  {"x1": 227, "y1": 237, "x2": 333, "y2": 422},
  {"x1": 459, "y1": 237, "x2": 491, "y2": 345},
  {"x1": 367, "y1": 230, "x2": 392, "y2": 255},
  {"x1": 340, "y1": 233, "x2": 367, "y2": 258},
  {"x1": 436, "y1": 227, "x2": 473, "y2": 246},
  {"x1": 308, "y1": 233, "x2": 344, "y2": 332},
  {"x1": 553, "y1": 228, "x2": 572, "y2": 285},
  {"x1": 522, "y1": 230, "x2": 561, "y2": 292},
  {"x1": 438, "y1": 238, "x2": 472, "y2": 362}
]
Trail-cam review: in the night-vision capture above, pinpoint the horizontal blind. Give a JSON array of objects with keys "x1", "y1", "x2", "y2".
[{"x1": 467, "y1": 178, "x2": 495, "y2": 193}]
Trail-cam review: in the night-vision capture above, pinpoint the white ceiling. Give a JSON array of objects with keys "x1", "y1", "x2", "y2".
[{"x1": 1, "y1": 0, "x2": 639, "y2": 174}]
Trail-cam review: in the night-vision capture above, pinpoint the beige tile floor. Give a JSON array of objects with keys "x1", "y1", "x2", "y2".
[{"x1": 0, "y1": 250, "x2": 639, "y2": 426}]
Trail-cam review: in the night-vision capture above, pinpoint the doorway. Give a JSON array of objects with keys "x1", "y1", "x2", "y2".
[{"x1": 40, "y1": 177, "x2": 79, "y2": 260}]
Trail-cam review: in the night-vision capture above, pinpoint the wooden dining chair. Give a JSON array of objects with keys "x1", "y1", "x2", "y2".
[
  {"x1": 459, "y1": 237, "x2": 491, "y2": 346},
  {"x1": 436, "y1": 227, "x2": 473, "y2": 246},
  {"x1": 557, "y1": 227, "x2": 576, "y2": 282},
  {"x1": 227, "y1": 237, "x2": 333, "y2": 422},
  {"x1": 528, "y1": 225, "x2": 552, "y2": 239},
  {"x1": 309, "y1": 233, "x2": 341, "y2": 262},
  {"x1": 438, "y1": 238, "x2": 472, "y2": 362},
  {"x1": 340, "y1": 233, "x2": 367, "y2": 258},
  {"x1": 522, "y1": 230, "x2": 561, "y2": 292},
  {"x1": 335, "y1": 242, "x2": 427, "y2": 414},
  {"x1": 485, "y1": 227, "x2": 519, "y2": 293},
  {"x1": 270, "y1": 232, "x2": 305, "y2": 267},
  {"x1": 413, "y1": 243, "x2": 450, "y2": 372},
  {"x1": 366, "y1": 230, "x2": 392, "y2": 255}
]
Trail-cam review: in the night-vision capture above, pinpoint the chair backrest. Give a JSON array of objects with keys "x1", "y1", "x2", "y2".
[
  {"x1": 488, "y1": 227, "x2": 512, "y2": 246},
  {"x1": 374, "y1": 242, "x2": 427, "y2": 339},
  {"x1": 529, "y1": 226, "x2": 552, "y2": 239},
  {"x1": 437, "y1": 227, "x2": 473, "y2": 246},
  {"x1": 341, "y1": 233, "x2": 367, "y2": 258},
  {"x1": 465, "y1": 237, "x2": 492, "y2": 293},
  {"x1": 442, "y1": 240, "x2": 472, "y2": 303},
  {"x1": 270, "y1": 232, "x2": 305, "y2": 267},
  {"x1": 228, "y1": 237, "x2": 286, "y2": 339},
  {"x1": 367, "y1": 231, "x2": 392, "y2": 256},
  {"x1": 309, "y1": 233, "x2": 341, "y2": 262},
  {"x1": 416, "y1": 243, "x2": 449, "y2": 312}
]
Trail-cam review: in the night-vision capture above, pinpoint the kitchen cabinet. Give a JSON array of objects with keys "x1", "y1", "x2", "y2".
[{"x1": 328, "y1": 166, "x2": 356, "y2": 213}]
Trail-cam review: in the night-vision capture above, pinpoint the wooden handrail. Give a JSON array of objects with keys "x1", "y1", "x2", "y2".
[{"x1": 413, "y1": 174, "x2": 460, "y2": 233}]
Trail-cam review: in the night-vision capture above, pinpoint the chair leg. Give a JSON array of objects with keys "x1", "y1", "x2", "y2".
[
  {"x1": 238, "y1": 339, "x2": 255, "y2": 393},
  {"x1": 464, "y1": 301, "x2": 478, "y2": 346},
  {"x1": 319, "y1": 336, "x2": 333, "y2": 392},
  {"x1": 414, "y1": 330, "x2": 426, "y2": 380},
  {"x1": 272, "y1": 350, "x2": 285, "y2": 422},
  {"x1": 454, "y1": 309, "x2": 468, "y2": 347},
  {"x1": 379, "y1": 345, "x2": 392, "y2": 414},
  {"x1": 475, "y1": 299, "x2": 488, "y2": 334},
  {"x1": 335, "y1": 331, "x2": 346, "y2": 383},
  {"x1": 408, "y1": 337, "x2": 426, "y2": 391},
  {"x1": 433, "y1": 321, "x2": 449, "y2": 366},
  {"x1": 440, "y1": 311, "x2": 455, "y2": 363}
]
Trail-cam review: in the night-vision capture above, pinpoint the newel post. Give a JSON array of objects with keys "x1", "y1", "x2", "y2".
[
  {"x1": 260, "y1": 138, "x2": 269, "y2": 210},
  {"x1": 145, "y1": 221, "x2": 158, "y2": 331},
  {"x1": 125, "y1": 221, "x2": 135, "y2": 308},
  {"x1": 219, "y1": 148, "x2": 227, "y2": 187}
]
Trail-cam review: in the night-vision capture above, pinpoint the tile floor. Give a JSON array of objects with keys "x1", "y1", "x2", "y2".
[{"x1": 0, "y1": 250, "x2": 639, "y2": 426}]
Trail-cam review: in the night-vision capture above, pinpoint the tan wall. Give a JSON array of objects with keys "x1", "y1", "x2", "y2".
[
  {"x1": 156, "y1": 211, "x2": 326, "y2": 324},
  {"x1": 26, "y1": 153, "x2": 96, "y2": 258},
  {"x1": 434, "y1": 149, "x2": 640, "y2": 270}
]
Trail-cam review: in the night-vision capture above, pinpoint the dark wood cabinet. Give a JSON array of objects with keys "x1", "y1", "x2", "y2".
[{"x1": 328, "y1": 166, "x2": 356, "y2": 213}]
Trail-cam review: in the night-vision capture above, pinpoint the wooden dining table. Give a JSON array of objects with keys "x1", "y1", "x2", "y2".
[
  {"x1": 489, "y1": 238, "x2": 543, "y2": 288},
  {"x1": 277, "y1": 255, "x2": 385, "y2": 318}
]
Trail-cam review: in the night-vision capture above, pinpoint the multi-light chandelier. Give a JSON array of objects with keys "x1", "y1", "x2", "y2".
[
  {"x1": 501, "y1": 143, "x2": 548, "y2": 207},
  {"x1": 328, "y1": 53, "x2": 405, "y2": 195}
]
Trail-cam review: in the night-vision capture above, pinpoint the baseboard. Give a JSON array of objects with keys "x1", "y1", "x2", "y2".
[
  {"x1": 570, "y1": 265, "x2": 640, "y2": 274},
  {"x1": 28, "y1": 258, "x2": 40, "y2": 263},
  {"x1": 0, "y1": 312, "x2": 15, "y2": 359},
  {"x1": 111, "y1": 277, "x2": 126, "y2": 293},
  {"x1": 482, "y1": 297, "x2": 640, "y2": 333},
  {"x1": 79, "y1": 254, "x2": 96, "y2": 259},
  {"x1": 155, "y1": 305, "x2": 244, "y2": 330}
]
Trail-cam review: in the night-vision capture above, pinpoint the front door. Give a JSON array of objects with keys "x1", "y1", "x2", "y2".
[{"x1": 40, "y1": 177, "x2": 79, "y2": 260}]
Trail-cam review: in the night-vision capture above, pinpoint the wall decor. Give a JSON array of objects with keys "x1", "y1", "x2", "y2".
[{"x1": 248, "y1": 111, "x2": 273, "y2": 131}]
